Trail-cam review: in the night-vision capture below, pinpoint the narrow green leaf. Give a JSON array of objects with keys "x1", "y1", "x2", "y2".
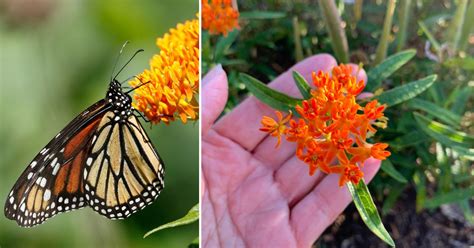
[
  {"x1": 214, "y1": 30, "x2": 239, "y2": 61},
  {"x1": 452, "y1": 146, "x2": 474, "y2": 161},
  {"x1": 239, "y1": 11, "x2": 286, "y2": 19},
  {"x1": 425, "y1": 187, "x2": 474, "y2": 209},
  {"x1": 348, "y1": 180, "x2": 395, "y2": 247},
  {"x1": 443, "y1": 56, "x2": 474, "y2": 71},
  {"x1": 413, "y1": 171, "x2": 426, "y2": 212},
  {"x1": 373, "y1": 74, "x2": 437, "y2": 107},
  {"x1": 460, "y1": 200, "x2": 474, "y2": 224},
  {"x1": 413, "y1": 113, "x2": 474, "y2": 148},
  {"x1": 220, "y1": 59, "x2": 247, "y2": 66},
  {"x1": 144, "y1": 204, "x2": 199, "y2": 238},
  {"x1": 390, "y1": 131, "x2": 429, "y2": 149},
  {"x1": 366, "y1": 49, "x2": 416, "y2": 91},
  {"x1": 382, "y1": 184, "x2": 405, "y2": 215},
  {"x1": 418, "y1": 21, "x2": 442, "y2": 52},
  {"x1": 188, "y1": 236, "x2": 199, "y2": 248},
  {"x1": 292, "y1": 71, "x2": 312, "y2": 99},
  {"x1": 240, "y1": 73, "x2": 302, "y2": 111},
  {"x1": 451, "y1": 86, "x2": 473, "y2": 115},
  {"x1": 407, "y1": 98, "x2": 461, "y2": 127},
  {"x1": 381, "y1": 159, "x2": 408, "y2": 183}
]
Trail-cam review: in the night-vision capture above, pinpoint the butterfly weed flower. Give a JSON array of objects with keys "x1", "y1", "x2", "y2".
[
  {"x1": 202, "y1": 0, "x2": 239, "y2": 36},
  {"x1": 260, "y1": 64, "x2": 391, "y2": 186},
  {"x1": 130, "y1": 18, "x2": 199, "y2": 124}
]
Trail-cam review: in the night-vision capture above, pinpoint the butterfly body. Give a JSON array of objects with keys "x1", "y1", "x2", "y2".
[{"x1": 5, "y1": 79, "x2": 165, "y2": 227}]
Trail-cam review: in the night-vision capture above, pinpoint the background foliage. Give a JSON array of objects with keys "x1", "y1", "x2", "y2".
[
  {"x1": 203, "y1": 0, "x2": 473, "y2": 246},
  {"x1": 0, "y1": 0, "x2": 198, "y2": 247}
]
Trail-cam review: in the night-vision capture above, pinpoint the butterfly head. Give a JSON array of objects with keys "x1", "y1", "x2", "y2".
[{"x1": 106, "y1": 79, "x2": 133, "y2": 119}]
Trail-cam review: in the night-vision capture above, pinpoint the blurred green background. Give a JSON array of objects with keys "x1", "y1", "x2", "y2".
[{"x1": 0, "y1": 0, "x2": 198, "y2": 247}]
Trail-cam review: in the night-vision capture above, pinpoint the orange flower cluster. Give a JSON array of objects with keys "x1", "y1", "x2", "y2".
[
  {"x1": 202, "y1": 0, "x2": 239, "y2": 36},
  {"x1": 260, "y1": 64, "x2": 390, "y2": 186},
  {"x1": 130, "y1": 18, "x2": 199, "y2": 124}
]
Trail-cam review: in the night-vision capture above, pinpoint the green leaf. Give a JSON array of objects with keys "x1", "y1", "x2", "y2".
[
  {"x1": 382, "y1": 184, "x2": 405, "y2": 215},
  {"x1": 240, "y1": 73, "x2": 302, "y2": 112},
  {"x1": 413, "y1": 171, "x2": 426, "y2": 212},
  {"x1": 390, "y1": 131, "x2": 429, "y2": 149},
  {"x1": 443, "y1": 56, "x2": 474, "y2": 71},
  {"x1": 413, "y1": 113, "x2": 474, "y2": 148},
  {"x1": 348, "y1": 180, "x2": 395, "y2": 247},
  {"x1": 239, "y1": 11, "x2": 286, "y2": 19},
  {"x1": 460, "y1": 200, "x2": 474, "y2": 224},
  {"x1": 381, "y1": 159, "x2": 408, "y2": 183},
  {"x1": 366, "y1": 49, "x2": 416, "y2": 91},
  {"x1": 424, "y1": 187, "x2": 474, "y2": 209},
  {"x1": 451, "y1": 86, "x2": 473, "y2": 115},
  {"x1": 144, "y1": 204, "x2": 199, "y2": 238},
  {"x1": 188, "y1": 236, "x2": 199, "y2": 248},
  {"x1": 292, "y1": 71, "x2": 312, "y2": 99},
  {"x1": 372, "y1": 74, "x2": 437, "y2": 107},
  {"x1": 214, "y1": 30, "x2": 239, "y2": 61},
  {"x1": 407, "y1": 98, "x2": 461, "y2": 127}
]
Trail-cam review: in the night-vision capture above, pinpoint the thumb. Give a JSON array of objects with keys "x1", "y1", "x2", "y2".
[{"x1": 202, "y1": 65, "x2": 228, "y2": 136}]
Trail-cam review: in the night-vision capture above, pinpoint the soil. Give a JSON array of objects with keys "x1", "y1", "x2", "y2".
[{"x1": 317, "y1": 188, "x2": 474, "y2": 248}]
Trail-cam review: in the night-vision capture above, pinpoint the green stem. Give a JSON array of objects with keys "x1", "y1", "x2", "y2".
[
  {"x1": 293, "y1": 16, "x2": 304, "y2": 62},
  {"x1": 374, "y1": 0, "x2": 397, "y2": 64},
  {"x1": 447, "y1": 0, "x2": 468, "y2": 53},
  {"x1": 459, "y1": 0, "x2": 474, "y2": 51},
  {"x1": 319, "y1": 0, "x2": 349, "y2": 63},
  {"x1": 396, "y1": 0, "x2": 412, "y2": 52},
  {"x1": 354, "y1": 0, "x2": 364, "y2": 23}
]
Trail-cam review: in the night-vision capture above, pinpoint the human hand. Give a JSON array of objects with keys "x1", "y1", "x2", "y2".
[{"x1": 202, "y1": 54, "x2": 381, "y2": 248}]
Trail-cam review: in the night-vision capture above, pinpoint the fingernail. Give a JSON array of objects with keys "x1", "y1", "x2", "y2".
[{"x1": 203, "y1": 64, "x2": 224, "y2": 86}]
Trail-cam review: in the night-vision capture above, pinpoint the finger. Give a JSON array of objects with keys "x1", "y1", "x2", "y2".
[
  {"x1": 253, "y1": 63, "x2": 368, "y2": 166},
  {"x1": 290, "y1": 158, "x2": 381, "y2": 247},
  {"x1": 214, "y1": 54, "x2": 337, "y2": 151},
  {"x1": 202, "y1": 65, "x2": 229, "y2": 136},
  {"x1": 274, "y1": 156, "x2": 326, "y2": 206}
]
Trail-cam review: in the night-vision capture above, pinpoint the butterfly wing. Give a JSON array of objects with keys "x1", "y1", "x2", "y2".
[
  {"x1": 4, "y1": 100, "x2": 109, "y2": 227},
  {"x1": 83, "y1": 113, "x2": 165, "y2": 219}
]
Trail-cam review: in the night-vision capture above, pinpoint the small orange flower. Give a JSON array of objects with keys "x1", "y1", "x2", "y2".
[
  {"x1": 130, "y1": 18, "x2": 199, "y2": 124},
  {"x1": 202, "y1": 0, "x2": 239, "y2": 36},
  {"x1": 364, "y1": 100, "x2": 386, "y2": 120},
  {"x1": 330, "y1": 164, "x2": 364, "y2": 186},
  {"x1": 260, "y1": 111, "x2": 292, "y2": 147},
  {"x1": 259, "y1": 64, "x2": 391, "y2": 187}
]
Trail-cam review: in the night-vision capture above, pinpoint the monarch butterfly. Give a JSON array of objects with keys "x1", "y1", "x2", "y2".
[{"x1": 4, "y1": 45, "x2": 165, "y2": 227}]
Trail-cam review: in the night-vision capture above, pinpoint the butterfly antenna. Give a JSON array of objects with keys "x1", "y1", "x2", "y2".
[
  {"x1": 125, "y1": 81, "x2": 150, "y2": 94},
  {"x1": 110, "y1": 41, "x2": 130, "y2": 82},
  {"x1": 113, "y1": 48, "x2": 144, "y2": 81},
  {"x1": 120, "y1": 75, "x2": 137, "y2": 85}
]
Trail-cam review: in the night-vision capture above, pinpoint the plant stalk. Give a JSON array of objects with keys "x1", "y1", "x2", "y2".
[
  {"x1": 374, "y1": 0, "x2": 397, "y2": 64},
  {"x1": 396, "y1": 0, "x2": 412, "y2": 52},
  {"x1": 319, "y1": 0, "x2": 349, "y2": 63}
]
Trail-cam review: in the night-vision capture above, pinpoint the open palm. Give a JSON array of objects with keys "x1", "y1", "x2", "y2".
[{"x1": 202, "y1": 54, "x2": 381, "y2": 248}]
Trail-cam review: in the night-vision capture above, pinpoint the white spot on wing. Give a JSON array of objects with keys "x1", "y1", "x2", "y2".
[
  {"x1": 43, "y1": 189, "x2": 51, "y2": 201},
  {"x1": 52, "y1": 164, "x2": 60, "y2": 175}
]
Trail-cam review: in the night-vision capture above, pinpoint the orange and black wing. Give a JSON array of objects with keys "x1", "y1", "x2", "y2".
[
  {"x1": 4, "y1": 100, "x2": 109, "y2": 227},
  {"x1": 83, "y1": 113, "x2": 165, "y2": 219}
]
